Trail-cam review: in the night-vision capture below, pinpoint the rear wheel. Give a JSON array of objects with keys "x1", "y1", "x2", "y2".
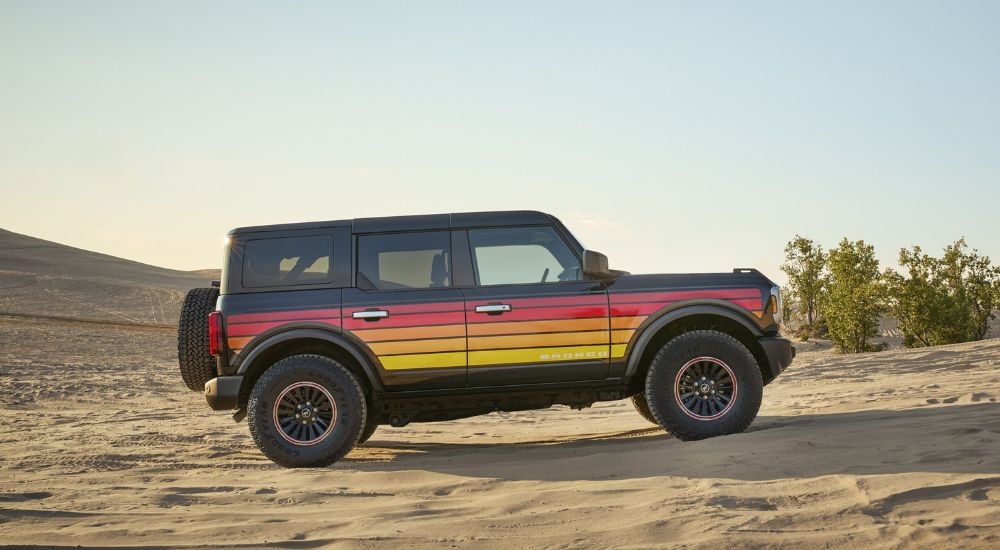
[
  {"x1": 644, "y1": 330, "x2": 763, "y2": 441},
  {"x1": 248, "y1": 355, "x2": 366, "y2": 467},
  {"x1": 630, "y1": 393, "x2": 658, "y2": 425},
  {"x1": 177, "y1": 287, "x2": 220, "y2": 391}
]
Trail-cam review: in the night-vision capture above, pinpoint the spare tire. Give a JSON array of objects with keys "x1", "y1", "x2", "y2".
[{"x1": 177, "y1": 287, "x2": 220, "y2": 391}]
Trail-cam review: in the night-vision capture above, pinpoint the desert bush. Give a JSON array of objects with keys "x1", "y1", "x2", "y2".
[
  {"x1": 780, "y1": 285, "x2": 796, "y2": 325},
  {"x1": 821, "y1": 238, "x2": 885, "y2": 353},
  {"x1": 885, "y1": 239, "x2": 1000, "y2": 347},
  {"x1": 781, "y1": 236, "x2": 826, "y2": 336}
]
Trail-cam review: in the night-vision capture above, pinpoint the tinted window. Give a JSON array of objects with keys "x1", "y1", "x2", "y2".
[
  {"x1": 358, "y1": 232, "x2": 451, "y2": 290},
  {"x1": 469, "y1": 227, "x2": 581, "y2": 286},
  {"x1": 242, "y1": 235, "x2": 333, "y2": 288}
]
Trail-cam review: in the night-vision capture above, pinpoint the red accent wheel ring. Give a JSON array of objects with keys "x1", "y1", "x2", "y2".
[
  {"x1": 673, "y1": 356, "x2": 738, "y2": 421},
  {"x1": 272, "y1": 381, "x2": 337, "y2": 445}
]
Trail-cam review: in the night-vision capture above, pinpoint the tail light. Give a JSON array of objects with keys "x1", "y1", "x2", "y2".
[{"x1": 208, "y1": 311, "x2": 223, "y2": 356}]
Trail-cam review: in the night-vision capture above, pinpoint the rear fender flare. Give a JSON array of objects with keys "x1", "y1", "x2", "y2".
[
  {"x1": 624, "y1": 301, "x2": 764, "y2": 378},
  {"x1": 234, "y1": 326, "x2": 384, "y2": 393}
]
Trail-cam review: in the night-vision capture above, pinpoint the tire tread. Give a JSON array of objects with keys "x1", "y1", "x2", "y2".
[
  {"x1": 644, "y1": 330, "x2": 763, "y2": 441},
  {"x1": 247, "y1": 354, "x2": 366, "y2": 467},
  {"x1": 177, "y1": 287, "x2": 220, "y2": 391}
]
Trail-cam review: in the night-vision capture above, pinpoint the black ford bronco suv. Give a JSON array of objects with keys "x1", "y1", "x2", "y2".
[{"x1": 178, "y1": 211, "x2": 794, "y2": 467}]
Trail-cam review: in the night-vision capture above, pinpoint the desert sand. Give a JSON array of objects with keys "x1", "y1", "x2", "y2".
[{"x1": 2, "y1": 230, "x2": 999, "y2": 548}]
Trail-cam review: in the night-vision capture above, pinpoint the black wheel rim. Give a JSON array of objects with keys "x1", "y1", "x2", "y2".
[
  {"x1": 674, "y1": 356, "x2": 738, "y2": 421},
  {"x1": 272, "y1": 382, "x2": 337, "y2": 445}
]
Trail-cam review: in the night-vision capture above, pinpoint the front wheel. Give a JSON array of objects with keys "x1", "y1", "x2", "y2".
[
  {"x1": 630, "y1": 393, "x2": 658, "y2": 425},
  {"x1": 248, "y1": 355, "x2": 366, "y2": 467},
  {"x1": 644, "y1": 330, "x2": 763, "y2": 441}
]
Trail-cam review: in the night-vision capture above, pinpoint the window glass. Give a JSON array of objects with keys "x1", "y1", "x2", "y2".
[
  {"x1": 358, "y1": 232, "x2": 451, "y2": 290},
  {"x1": 242, "y1": 235, "x2": 333, "y2": 288},
  {"x1": 469, "y1": 227, "x2": 581, "y2": 286}
]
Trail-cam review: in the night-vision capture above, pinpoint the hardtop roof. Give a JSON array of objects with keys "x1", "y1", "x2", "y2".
[{"x1": 228, "y1": 210, "x2": 558, "y2": 236}]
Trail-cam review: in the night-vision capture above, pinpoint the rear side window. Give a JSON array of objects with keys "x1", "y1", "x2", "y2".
[
  {"x1": 242, "y1": 235, "x2": 333, "y2": 288},
  {"x1": 357, "y1": 232, "x2": 451, "y2": 290}
]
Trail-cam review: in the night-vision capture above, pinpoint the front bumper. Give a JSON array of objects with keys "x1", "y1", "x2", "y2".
[
  {"x1": 205, "y1": 376, "x2": 243, "y2": 410},
  {"x1": 758, "y1": 337, "x2": 795, "y2": 384}
]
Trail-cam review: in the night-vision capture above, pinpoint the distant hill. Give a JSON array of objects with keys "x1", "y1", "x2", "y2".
[{"x1": 0, "y1": 228, "x2": 219, "y2": 326}]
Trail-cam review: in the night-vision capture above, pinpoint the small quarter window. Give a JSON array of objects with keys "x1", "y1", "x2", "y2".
[
  {"x1": 242, "y1": 235, "x2": 333, "y2": 288},
  {"x1": 357, "y1": 232, "x2": 451, "y2": 290},
  {"x1": 469, "y1": 227, "x2": 581, "y2": 286}
]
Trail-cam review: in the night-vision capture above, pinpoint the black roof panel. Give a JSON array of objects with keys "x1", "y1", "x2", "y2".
[{"x1": 230, "y1": 210, "x2": 555, "y2": 236}]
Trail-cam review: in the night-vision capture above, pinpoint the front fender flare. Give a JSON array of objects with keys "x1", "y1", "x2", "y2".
[{"x1": 624, "y1": 301, "x2": 765, "y2": 378}]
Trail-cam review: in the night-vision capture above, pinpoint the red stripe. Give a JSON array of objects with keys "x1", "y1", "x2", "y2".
[
  {"x1": 227, "y1": 318, "x2": 340, "y2": 337},
  {"x1": 227, "y1": 308, "x2": 340, "y2": 324},
  {"x1": 611, "y1": 298, "x2": 761, "y2": 317},
  {"x1": 343, "y1": 301, "x2": 464, "y2": 316},
  {"x1": 467, "y1": 295, "x2": 607, "y2": 311},
  {"x1": 610, "y1": 289, "x2": 761, "y2": 305},
  {"x1": 342, "y1": 311, "x2": 466, "y2": 331},
  {"x1": 467, "y1": 305, "x2": 608, "y2": 324}
]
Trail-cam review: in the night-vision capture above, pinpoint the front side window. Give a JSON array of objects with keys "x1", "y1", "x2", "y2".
[
  {"x1": 242, "y1": 235, "x2": 333, "y2": 288},
  {"x1": 357, "y1": 232, "x2": 451, "y2": 290},
  {"x1": 469, "y1": 226, "x2": 581, "y2": 286}
]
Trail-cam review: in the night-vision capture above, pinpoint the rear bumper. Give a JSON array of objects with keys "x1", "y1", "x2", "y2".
[
  {"x1": 205, "y1": 376, "x2": 243, "y2": 410},
  {"x1": 758, "y1": 337, "x2": 795, "y2": 383}
]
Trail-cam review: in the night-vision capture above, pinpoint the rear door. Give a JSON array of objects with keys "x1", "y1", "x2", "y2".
[
  {"x1": 342, "y1": 230, "x2": 467, "y2": 390},
  {"x1": 462, "y1": 226, "x2": 611, "y2": 386}
]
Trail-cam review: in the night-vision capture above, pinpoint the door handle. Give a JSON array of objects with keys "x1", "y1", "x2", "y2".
[
  {"x1": 475, "y1": 303, "x2": 512, "y2": 315},
  {"x1": 352, "y1": 309, "x2": 389, "y2": 321}
]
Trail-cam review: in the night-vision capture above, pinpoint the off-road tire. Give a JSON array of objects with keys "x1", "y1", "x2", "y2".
[
  {"x1": 630, "y1": 393, "x2": 658, "y2": 425},
  {"x1": 248, "y1": 355, "x2": 366, "y2": 468},
  {"x1": 177, "y1": 287, "x2": 220, "y2": 391},
  {"x1": 644, "y1": 330, "x2": 763, "y2": 441},
  {"x1": 356, "y1": 414, "x2": 379, "y2": 445}
]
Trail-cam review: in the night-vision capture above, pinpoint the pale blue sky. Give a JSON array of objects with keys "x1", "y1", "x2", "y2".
[{"x1": 1, "y1": 1, "x2": 998, "y2": 283}]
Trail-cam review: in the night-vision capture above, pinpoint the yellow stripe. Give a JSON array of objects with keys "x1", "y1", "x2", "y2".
[
  {"x1": 469, "y1": 345, "x2": 610, "y2": 367},
  {"x1": 611, "y1": 344, "x2": 628, "y2": 358},
  {"x1": 380, "y1": 352, "x2": 466, "y2": 370}
]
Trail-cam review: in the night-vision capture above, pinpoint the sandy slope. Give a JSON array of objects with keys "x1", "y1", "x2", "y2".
[
  {"x1": 1, "y1": 315, "x2": 998, "y2": 549},
  {"x1": 0, "y1": 228, "x2": 218, "y2": 325}
]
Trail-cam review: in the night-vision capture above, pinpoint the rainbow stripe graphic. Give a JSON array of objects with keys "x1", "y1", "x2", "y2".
[{"x1": 225, "y1": 288, "x2": 763, "y2": 371}]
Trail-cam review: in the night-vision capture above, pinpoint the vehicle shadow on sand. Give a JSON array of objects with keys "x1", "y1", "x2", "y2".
[{"x1": 347, "y1": 403, "x2": 1000, "y2": 482}]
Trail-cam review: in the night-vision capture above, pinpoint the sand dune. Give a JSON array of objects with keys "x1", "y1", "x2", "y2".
[
  {"x1": 1, "y1": 231, "x2": 998, "y2": 548},
  {"x1": 0, "y1": 228, "x2": 217, "y2": 325},
  {"x1": 1, "y1": 314, "x2": 998, "y2": 548}
]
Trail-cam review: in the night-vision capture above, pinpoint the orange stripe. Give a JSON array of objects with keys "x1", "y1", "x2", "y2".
[
  {"x1": 612, "y1": 329, "x2": 634, "y2": 344},
  {"x1": 468, "y1": 318, "x2": 609, "y2": 336},
  {"x1": 353, "y1": 324, "x2": 466, "y2": 342},
  {"x1": 228, "y1": 336, "x2": 252, "y2": 350},
  {"x1": 469, "y1": 330, "x2": 608, "y2": 351},
  {"x1": 369, "y1": 337, "x2": 466, "y2": 356},
  {"x1": 611, "y1": 316, "x2": 646, "y2": 330}
]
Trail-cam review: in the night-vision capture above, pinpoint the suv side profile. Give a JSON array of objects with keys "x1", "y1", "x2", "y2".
[{"x1": 177, "y1": 211, "x2": 794, "y2": 467}]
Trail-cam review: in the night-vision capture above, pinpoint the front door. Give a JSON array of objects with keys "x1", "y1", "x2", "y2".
[{"x1": 462, "y1": 226, "x2": 611, "y2": 386}]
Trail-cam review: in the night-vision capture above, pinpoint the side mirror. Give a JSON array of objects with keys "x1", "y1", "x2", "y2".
[{"x1": 582, "y1": 250, "x2": 610, "y2": 279}]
